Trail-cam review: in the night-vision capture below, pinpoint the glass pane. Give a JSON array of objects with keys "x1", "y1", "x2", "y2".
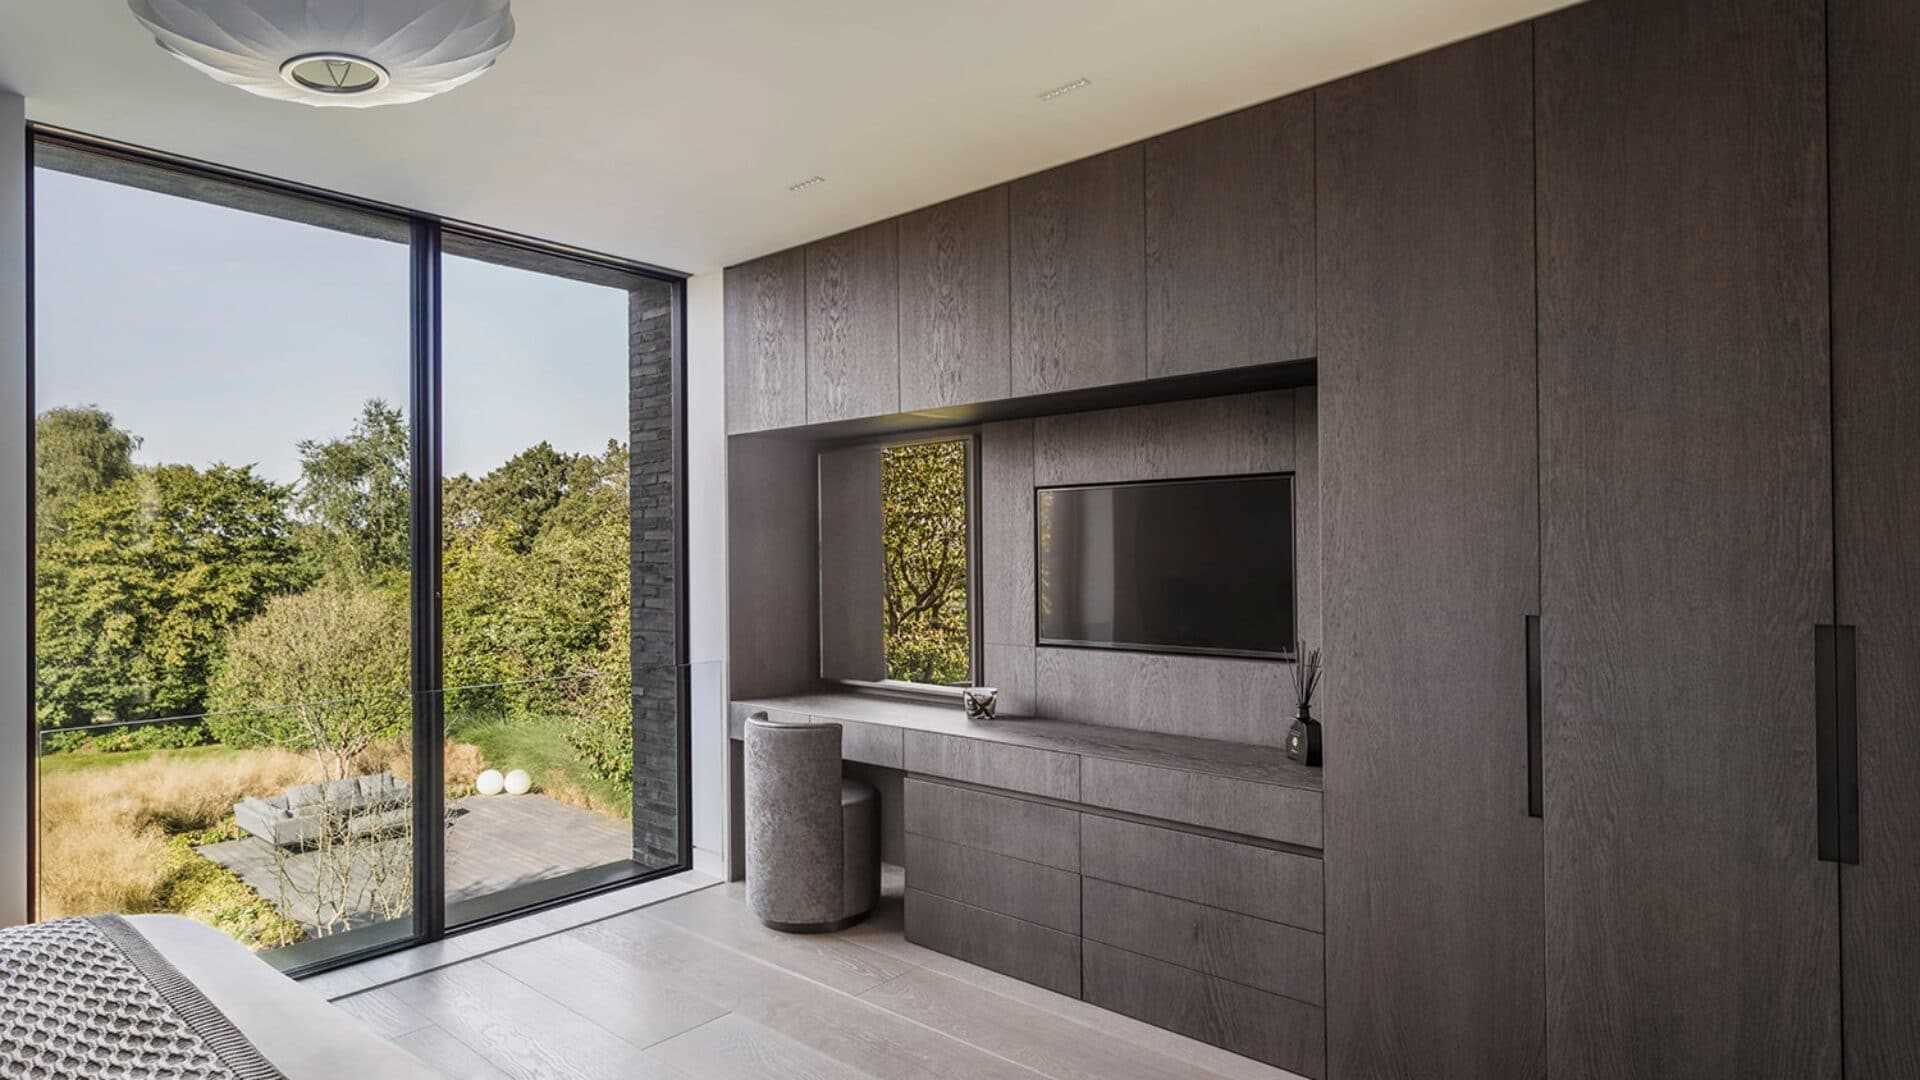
[
  {"x1": 31, "y1": 153, "x2": 418, "y2": 969},
  {"x1": 440, "y1": 237, "x2": 680, "y2": 925},
  {"x1": 882, "y1": 439, "x2": 974, "y2": 686}
]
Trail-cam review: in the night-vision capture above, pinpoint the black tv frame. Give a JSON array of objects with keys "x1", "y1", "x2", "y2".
[{"x1": 1031, "y1": 471, "x2": 1297, "y2": 662}]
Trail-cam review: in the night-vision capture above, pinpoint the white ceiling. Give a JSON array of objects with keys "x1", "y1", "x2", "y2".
[{"x1": 0, "y1": 1, "x2": 1577, "y2": 275}]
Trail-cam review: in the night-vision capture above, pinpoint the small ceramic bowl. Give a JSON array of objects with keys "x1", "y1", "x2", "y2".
[{"x1": 962, "y1": 686, "x2": 1000, "y2": 720}]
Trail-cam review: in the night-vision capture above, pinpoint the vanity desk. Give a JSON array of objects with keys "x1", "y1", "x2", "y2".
[{"x1": 728, "y1": 690, "x2": 1327, "y2": 1078}]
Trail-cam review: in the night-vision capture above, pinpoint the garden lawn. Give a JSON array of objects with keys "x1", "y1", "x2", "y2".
[{"x1": 447, "y1": 711, "x2": 633, "y2": 820}]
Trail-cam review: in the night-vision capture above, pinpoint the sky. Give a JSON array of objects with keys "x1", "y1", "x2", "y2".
[{"x1": 32, "y1": 168, "x2": 629, "y2": 484}]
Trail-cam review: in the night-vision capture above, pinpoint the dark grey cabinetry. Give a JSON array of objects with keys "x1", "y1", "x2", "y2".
[
  {"x1": 1144, "y1": 95, "x2": 1314, "y2": 377},
  {"x1": 1316, "y1": 26, "x2": 1541, "y2": 1080},
  {"x1": 1830, "y1": 0, "x2": 1920, "y2": 1075},
  {"x1": 723, "y1": 248, "x2": 806, "y2": 433},
  {"x1": 898, "y1": 186, "x2": 1010, "y2": 410},
  {"x1": 1009, "y1": 146, "x2": 1146, "y2": 395},
  {"x1": 806, "y1": 220, "x2": 899, "y2": 423},
  {"x1": 1536, "y1": 1, "x2": 1838, "y2": 1077}
]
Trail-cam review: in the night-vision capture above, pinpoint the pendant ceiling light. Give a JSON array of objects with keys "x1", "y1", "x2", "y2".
[{"x1": 127, "y1": 0, "x2": 515, "y2": 108}]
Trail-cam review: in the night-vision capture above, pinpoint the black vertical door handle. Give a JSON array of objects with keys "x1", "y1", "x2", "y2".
[
  {"x1": 1526, "y1": 615, "x2": 1543, "y2": 819},
  {"x1": 1815, "y1": 625, "x2": 1859, "y2": 864}
]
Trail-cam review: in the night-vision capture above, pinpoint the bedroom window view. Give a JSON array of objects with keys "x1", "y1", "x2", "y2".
[
  {"x1": 439, "y1": 241, "x2": 676, "y2": 923},
  {"x1": 31, "y1": 159, "x2": 420, "y2": 962},
  {"x1": 881, "y1": 439, "x2": 972, "y2": 686},
  {"x1": 29, "y1": 148, "x2": 681, "y2": 971}
]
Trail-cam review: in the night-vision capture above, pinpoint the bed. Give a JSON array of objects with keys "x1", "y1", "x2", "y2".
[{"x1": 0, "y1": 914, "x2": 442, "y2": 1080}]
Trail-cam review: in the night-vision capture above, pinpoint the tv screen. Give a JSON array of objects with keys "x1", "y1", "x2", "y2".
[{"x1": 1035, "y1": 474, "x2": 1294, "y2": 660}]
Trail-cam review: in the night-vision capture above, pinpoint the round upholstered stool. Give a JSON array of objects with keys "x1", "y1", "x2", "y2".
[{"x1": 744, "y1": 712, "x2": 880, "y2": 932}]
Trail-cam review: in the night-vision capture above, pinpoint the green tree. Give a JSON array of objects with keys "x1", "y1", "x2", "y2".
[
  {"x1": 206, "y1": 582, "x2": 410, "y2": 775},
  {"x1": 881, "y1": 441, "x2": 971, "y2": 685},
  {"x1": 296, "y1": 399, "x2": 410, "y2": 581},
  {"x1": 443, "y1": 441, "x2": 580, "y2": 552},
  {"x1": 36, "y1": 406, "x2": 140, "y2": 539},
  {"x1": 34, "y1": 464, "x2": 308, "y2": 728}
]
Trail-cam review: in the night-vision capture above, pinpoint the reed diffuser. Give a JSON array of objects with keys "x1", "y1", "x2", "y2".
[{"x1": 1287, "y1": 642, "x2": 1323, "y2": 767}]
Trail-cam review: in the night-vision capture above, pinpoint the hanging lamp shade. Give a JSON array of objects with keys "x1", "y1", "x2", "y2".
[{"x1": 127, "y1": 0, "x2": 515, "y2": 108}]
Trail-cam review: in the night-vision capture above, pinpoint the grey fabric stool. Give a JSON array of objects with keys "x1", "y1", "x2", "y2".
[{"x1": 744, "y1": 711, "x2": 880, "y2": 932}]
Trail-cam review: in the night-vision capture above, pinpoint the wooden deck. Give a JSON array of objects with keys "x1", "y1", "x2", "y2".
[{"x1": 200, "y1": 793, "x2": 634, "y2": 932}]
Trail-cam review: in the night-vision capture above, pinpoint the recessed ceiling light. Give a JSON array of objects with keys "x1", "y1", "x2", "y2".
[
  {"x1": 127, "y1": 0, "x2": 514, "y2": 108},
  {"x1": 788, "y1": 176, "x2": 828, "y2": 192},
  {"x1": 1038, "y1": 77, "x2": 1092, "y2": 102}
]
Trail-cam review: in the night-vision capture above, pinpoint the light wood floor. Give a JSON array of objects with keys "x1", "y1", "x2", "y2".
[{"x1": 320, "y1": 868, "x2": 1306, "y2": 1080}]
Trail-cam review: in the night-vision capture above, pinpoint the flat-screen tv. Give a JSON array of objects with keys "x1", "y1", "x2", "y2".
[{"x1": 1035, "y1": 474, "x2": 1294, "y2": 660}]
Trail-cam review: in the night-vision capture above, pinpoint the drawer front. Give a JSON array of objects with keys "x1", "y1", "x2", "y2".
[
  {"x1": 903, "y1": 730, "x2": 1079, "y2": 800},
  {"x1": 838, "y1": 719, "x2": 904, "y2": 769},
  {"x1": 1079, "y1": 756, "x2": 1322, "y2": 848},
  {"x1": 1081, "y1": 814, "x2": 1323, "y2": 930},
  {"x1": 1083, "y1": 940, "x2": 1325, "y2": 1079},
  {"x1": 1082, "y1": 878, "x2": 1323, "y2": 1005},
  {"x1": 905, "y1": 889, "x2": 1080, "y2": 998},
  {"x1": 904, "y1": 778, "x2": 1079, "y2": 871},
  {"x1": 905, "y1": 833, "x2": 1080, "y2": 933}
]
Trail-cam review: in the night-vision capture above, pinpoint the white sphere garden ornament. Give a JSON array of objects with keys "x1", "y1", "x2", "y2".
[
  {"x1": 503, "y1": 769, "x2": 532, "y2": 796},
  {"x1": 126, "y1": 0, "x2": 515, "y2": 109},
  {"x1": 475, "y1": 769, "x2": 505, "y2": 796}
]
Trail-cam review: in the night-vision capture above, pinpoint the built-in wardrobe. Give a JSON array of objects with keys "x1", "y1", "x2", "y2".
[{"x1": 1320, "y1": 0, "x2": 1920, "y2": 1077}]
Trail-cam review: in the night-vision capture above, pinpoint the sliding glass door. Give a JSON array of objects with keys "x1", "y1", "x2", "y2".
[{"x1": 28, "y1": 132, "x2": 686, "y2": 973}]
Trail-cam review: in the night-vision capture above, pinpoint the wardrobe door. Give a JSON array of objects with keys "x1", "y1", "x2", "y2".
[
  {"x1": 1317, "y1": 26, "x2": 1540, "y2": 1080},
  {"x1": 1831, "y1": 1, "x2": 1920, "y2": 1075},
  {"x1": 1535, "y1": 1, "x2": 1837, "y2": 1077}
]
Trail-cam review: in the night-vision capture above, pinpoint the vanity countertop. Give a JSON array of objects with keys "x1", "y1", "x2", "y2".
[{"x1": 730, "y1": 689, "x2": 1322, "y2": 792}]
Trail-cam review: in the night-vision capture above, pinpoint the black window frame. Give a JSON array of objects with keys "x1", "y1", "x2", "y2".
[{"x1": 22, "y1": 124, "x2": 692, "y2": 979}]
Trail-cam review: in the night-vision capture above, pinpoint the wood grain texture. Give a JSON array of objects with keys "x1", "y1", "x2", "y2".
[
  {"x1": 1145, "y1": 96, "x2": 1315, "y2": 376},
  {"x1": 903, "y1": 778, "x2": 1080, "y2": 870},
  {"x1": 1033, "y1": 647, "x2": 1294, "y2": 746},
  {"x1": 1080, "y1": 813, "x2": 1323, "y2": 930},
  {"x1": 903, "y1": 889, "x2": 1081, "y2": 998},
  {"x1": 727, "y1": 439, "x2": 820, "y2": 698},
  {"x1": 1830, "y1": 2, "x2": 1920, "y2": 1075},
  {"x1": 725, "y1": 249, "x2": 807, "y2": 434},
  {"x1": 806, "y1": 220, "x2": 899, "y2": 423},
  {"x1": 1082, "y1": 878, "x2": 1323, "y2": 1005},
  {"x1": 1079, "y1": 756, "x2": 1321, "y2": 848},
  {"x1": 899, "y1": 186, "x2": 1011, "y2": 410},
  {"x1": 1030, "y1": 391, "x2": 1294, "y2": 486},
  {"x1": 982, "y1": 644, "x2": 1036, "y2": 717},
  {"x1": 903, "y1": 730, "x2": 1079, "y2": 801},
  {"x1": 836, "y1": 720, "x2": 905, "y2": 770},
  {"x1": 815, "y1": 445, "x2": 884, "y2": 681},
  {"x1": 1082, "y1": 941, "x2": 1324, "y2": 1079},
  {"x1": 645, "y1": 1013, "x2": 871, "y2": 1080},
  {"x1": 856, "y1": 965, "x2": 1219, "y2": 1080},
  {"x1": 1292, "y1": 389, "x2": 1320, "y2": 652},
  {"x1": 1536, "y1": 1, "x2": 1838, "y2": 1077},
  {"x1": 1315, "y1": 24, "x2": 1544, "y2": 1080},
  {"x1": 1010, "y1": 146, "x2": 1146, "y2": 395},
  {"x1": 980, "y1": 419, "x2": 1036, "y2": 647},
  {"x1": 906, "y1": 832, "x2": 1081, "y2": 933}
]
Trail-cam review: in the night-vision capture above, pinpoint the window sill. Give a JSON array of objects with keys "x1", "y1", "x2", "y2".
[{"x1": 834, "y1": 678, "x2": 969, "y2": 705}]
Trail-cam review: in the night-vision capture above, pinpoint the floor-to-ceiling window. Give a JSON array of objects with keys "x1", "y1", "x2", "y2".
[
  {"x1": 438, "y1": 234, "x2": 683, "y2": 927},
  {"x1": 28, "y1": 132, "x2": 687, "y2": 973}
]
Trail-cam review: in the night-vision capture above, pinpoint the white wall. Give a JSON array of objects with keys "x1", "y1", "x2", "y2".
[
  {"x1": 1, "y1": 90, "x2": 28, "y2": 926},
  {"x1": 685, "y1": 270, "x2": 728, "y2": 871}
]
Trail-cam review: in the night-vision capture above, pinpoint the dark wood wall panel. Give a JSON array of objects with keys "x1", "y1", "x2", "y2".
[
  {"x1": 1010, "y1": 147, "x2": 1145, "y2": 395},
  {"x1": 1145, "y1": 96, "x2": 1315, "y2": 377},
  {"x1": 816, "y1": 446, "x2": 884, "y2": 681},
  {"x1": 1831, "y1": 1, "x2": 1920, "y2": 1075},
  {"x1": 806, "y1": 220, "x2": 899, "y2": 423},
  {"x1": 1316, "y1": 25, "x2": 1541, "y2": 1080},
  {"x1": 724, "y1": 249, "x2": 806, "y2": 433},
  {"x1": 1535, "y1": 1, "x2": 1838, "y2": 1077},
  {"x1": 726, "y1": 438, "x2": 820, "y2": 698},
  {"x1": 899, "y1": 187, "x2": 1011, "y2": 410}
]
